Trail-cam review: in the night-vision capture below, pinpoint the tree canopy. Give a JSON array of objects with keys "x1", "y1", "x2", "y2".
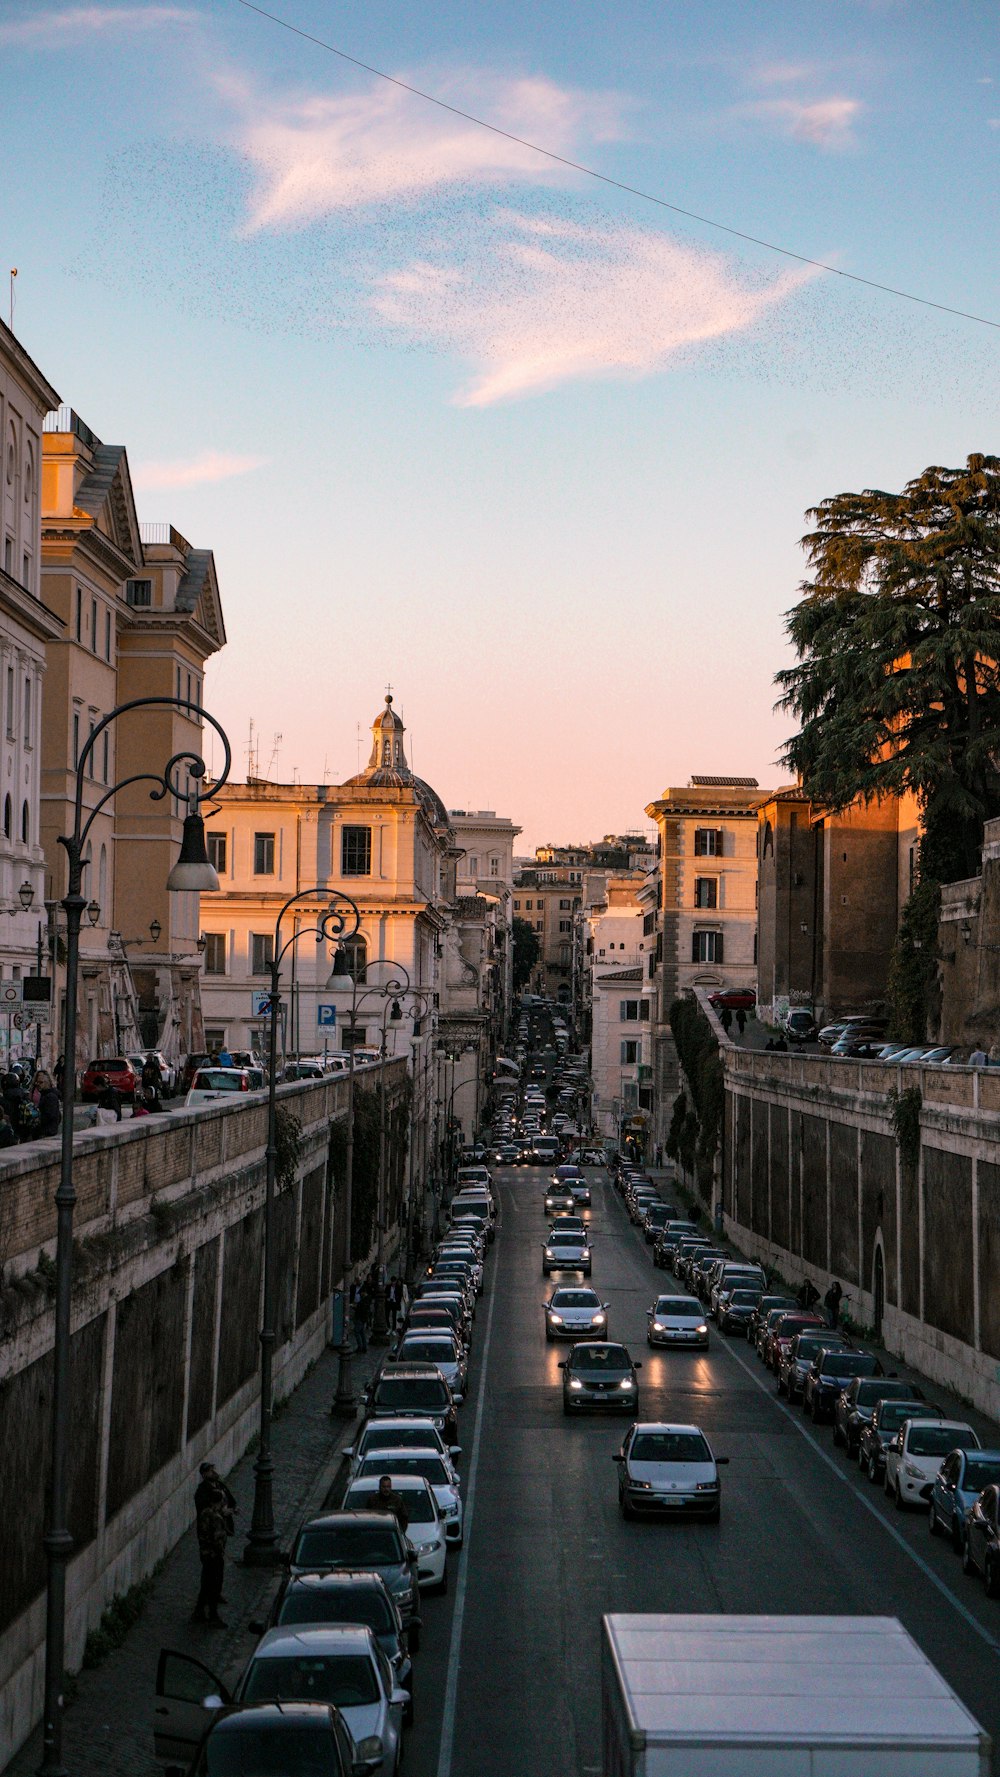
[
  {"x1": 512, "y1": 916, "x2": 540, "y2": 991},
  {"x1": 776, "y1": 454, "x2": 1000, "y2": 881}
]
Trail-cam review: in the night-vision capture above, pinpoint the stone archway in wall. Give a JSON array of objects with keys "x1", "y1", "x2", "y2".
[{"x1": 871, "y1": 1236, "x2": 886, "y2": 1343}]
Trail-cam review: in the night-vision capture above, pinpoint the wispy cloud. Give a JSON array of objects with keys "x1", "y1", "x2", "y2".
[
  {"x1": 753, "y1": 62, "x2": 819, "y2": 86},
  {"x1": 227, "y1": 69, "x2": 631, "y2": 232},
  {"x1": 745, "y1": 95, "x2": 862, "y2": 149},
  {"x1": 371, "y1": 212, "x2": 815, "y2": 407},
  {"x1": 0, "y1": 5, "x2": 195, "y2": 47},
  {"x1": 132, "y1": 450, "x2": 266, "y2": 490}
]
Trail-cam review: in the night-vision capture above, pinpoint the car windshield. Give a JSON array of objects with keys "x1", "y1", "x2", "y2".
[
  {"x1": 879, "y1": 1402, "x2": 928, "y2": 1431},
  {"x1": 855, "y1": 1380, "x2": 896, "y2": 1405},
  {"x1": 571, "y1": 1346, "x2": 630, "y2": 1371},
  {"x1": 398, "y1": 1342, "x2": 455, "y2": 1364},
  {"x1": 909, "y1": 1426, "x2": 979, "y2": 1456},
  {"x1": 293, "y1": 1524, "x2": 403, "y2": 1568},
  {"x1": 242, "y1": 1654, "x2": 379, "y2": 1708},
  {"x1": 361, "y1": 1427, "x2": 439, "y2": 1453},
  {"x1": 201, "y1": 1726, "x2": 337, "y2": 1775},
  {"x1": 556, "y1": 1168, "x2": 582, "y2": 1180},
  {"x1": 796, "y1": 1335, "x2": 841, "y2": 1360},
  {"x1": 374, "y1": 1379, "x2": 448, "y2": 1410},
  {"x1": 549, "y1": 1233, "x2": 584, "y2": 1246},
  {"x1": 654, "y1": 1298, "x2": 702, "y2": 1316},
  {"x1": 359, "y1": 1454, "x2": 448, "y2": 1484},
  {"x1": 348, "y1": 1485, "x2": 435, "y2": 1524},
  {"x1": 821, "y1": 1354, "x2": 879, "y2": 1377},
  {"x1": 962, "y1": 1457, "x2": 1000, "y2": 1490},
  {"x1": 729, "y1": 1290, "x2": 762, "y2": 1306},
  {"x1": 631, "y1": 1432, "x2": 711, "y2": 1463},
  {"x1": 276, "y1": 1588, "x2": 394, "y2": 1633},
  {"x1": 551, "y1": 1291, "x2": 599, "y2": 1308},
  {"x1": 192, "y1": 1071, "x2": 244, "y2": 1092}
]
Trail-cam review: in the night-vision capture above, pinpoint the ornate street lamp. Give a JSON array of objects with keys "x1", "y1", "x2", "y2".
[
  {"x1": 244, "y1": 888, "x2": 360, "y2": 1567},
  {"x1": 39, "y1": 696, "x2": 231, "y2": 1777}
]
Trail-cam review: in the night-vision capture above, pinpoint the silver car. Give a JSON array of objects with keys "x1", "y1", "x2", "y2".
[
  {"x1": 545, "y1": 1286, "x2": 609, "y2": 1341},
  {"x1": 647, "y1": 1294, "x2": 709, "y2": 1349},
  {"x1": 393, "y1": 1330, "x2": 468, "y2": 1396},
  {"x1": 353, "y1": 1447, "x2": 464, "y2": 1545}
]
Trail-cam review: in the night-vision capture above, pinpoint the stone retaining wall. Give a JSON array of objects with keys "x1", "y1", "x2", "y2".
[
  {"x1": 0, "y1": 1060, "x2": 406, "y2": 1767},
  {"x1": 723, "y1": 1048, "x2": 1000, "y2": 1424}
]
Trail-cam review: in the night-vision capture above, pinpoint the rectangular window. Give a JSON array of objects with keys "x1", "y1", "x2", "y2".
[
  {"x1": 642, "y1": 912, "x2": 655, "y2": 935},
  {"x1": 186, "y1": 672, "x2": 192, "y2": 706},
  {"x1": 207, "y1": 832, "x2": 227, "y2": 875},
  {"x1": 621, "y1": 1040, "x2": 639, "y2": 1065},
  {"x1": 102, "y1": 730, "x2": 109, "y2": 783},
  {"x1": 639, "y1": 1001, "x2": 650, "y2": 1020},
  {"x1": 22, "y1": 552, "x2": 30, "y2": 588},
  {"x1": 204, "y1": 1028, "x2": 227, "y2": 1052},
  {"x1": 126, "y1": 578, "x2": 152, "y2": 608},
  {"x1": 250, "y1": 932, "x2": 274, "y2": 975},
  {"x1": 204, "y1": 933, "x2": 227, "y2": 975},
  {"x1": 104, "y1": 608, "x2": 111, "y2": 661},
  {"x1": 559, "y1": 898, "x2": 571, "y2": 911},
  {"x1": 620, "y1": 1000, "x2": 640, "y2": 1021},
  {"x1": 87, "y1": 720, "x2": 95, "y2": 779},
  {"x1": 5, "y1": 667, "x2": 13, "y2": 740},
  {"x1": 76, "y1": 586, "x2": 83, "y2": 640},
  {"x1": 559, "y1": 919, "x2": 571, "y2": 933},
  {"x1": 4, "y1": 537, "x2": 12, "y2": 574},
  {"x1": 692, "y1": 930, "x2": 724, "y2": 964},
  {"x1": 513, "y1": 899, "x2": 521, "y2": 911},
  {"x1": 535, "y1": 920, "x2": 543, "y2": 932},
  {"x1": 490, "y1": 857, "x2": 499, "y2": 876},
  {"x1": 343, "y1": 1024, "x2": 368, "y2": 1051},
  {"x1": 72, "y1": 712, "x2": 79, "y2": 767},
  {"x1": 341, "y1": 825, "x2": 372, "y2": 876},
  {"x1": 22, "y1": 678, "x2": 30, "y2": 746},
  {"x1": 91, "y1": 598, "x2": 97, "y2": 652},
  {"x1": 694, "y1": 877, "x2": 718, "y2": 909},
  {"x1": 694, "y1": 828, "x2": 722, "y2": 857},
  {"x1": 253, "y1": 832, "x2": 275, "y2": 875}
]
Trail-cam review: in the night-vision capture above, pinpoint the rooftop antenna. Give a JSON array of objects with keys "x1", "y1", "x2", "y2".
[
  {"x1": 323, "y1": 753, "x2": 332, "y2": 783},
  {"x1": 246, "y1": 718, "x2": 258, "y2": 781},
  {"x1": 8, "y1": 269, "x2": 16, "y2": 331},
  {"x1": 266, "y1": 730, "x2": 283, "y2": 780}
]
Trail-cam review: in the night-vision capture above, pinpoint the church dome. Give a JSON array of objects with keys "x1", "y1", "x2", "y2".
[{"x1": 343, "y1": 693, "x2": 450, "y2": 828}]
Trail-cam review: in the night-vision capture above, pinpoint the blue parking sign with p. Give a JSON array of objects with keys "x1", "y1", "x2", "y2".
[{"x1": 317, "y1": 1004, "x2": 337, "y2": 1027}]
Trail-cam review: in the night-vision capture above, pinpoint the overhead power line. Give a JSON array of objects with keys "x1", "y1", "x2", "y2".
[{"x1": 234, "y1": 0, "x2": 1000, "y2": 334}]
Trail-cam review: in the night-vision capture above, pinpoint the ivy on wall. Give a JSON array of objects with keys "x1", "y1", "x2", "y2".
[
  {"x1": 888, "y1": 1084, "x2": 923, "y2": 1172},
  {"x1": 274, "y1": 1107, "x2": 302, "y2": 1191},
  {"x1": 669, "y1": 997, "x2": 725, "y2": 1193}
]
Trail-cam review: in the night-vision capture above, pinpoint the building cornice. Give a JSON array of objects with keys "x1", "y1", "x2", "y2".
[
  {"x1": 41, "y1": 521, "x2": 138, "y2": 583},
  {"x1": 0, "y1": 570, "x2": 65, "y2": 642},
  {"x1": 1, "y1": 319, "x2": 59, "y2": 413}
]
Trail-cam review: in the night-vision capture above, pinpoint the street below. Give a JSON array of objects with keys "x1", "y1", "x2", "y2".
[{"x1": 405, "y1": 1162, "x2": 1000, "y2": 1777}]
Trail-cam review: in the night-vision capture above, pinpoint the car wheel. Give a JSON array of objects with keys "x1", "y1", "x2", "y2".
[
  {"x1": 776, "y1": 1376, "x2": 785, "y2": 1396},
  {"x1": 620, "y1": 1494, "x2": 635, "y2": 1521},
  {"x1": 704, "y1": 1506, "x2": 721, "y2": 1524},
  {"x1": 952, "y1": 1518, "x2": 965, "y2": 1555},
  {"x1": 868, "y1": 1452, "x2": 879, "y2": 1484},
  {"x1": 985, "y1": 1555, "x2": 1000, "y2": 1599},
  {"x1": 884, "y1": 1469, "x2": 894, "y2": 1498},
  {"x1": 894, "y1": 1480, "x2": 905, "y2": 1511},
  {"x1": 962, "y1": 1534, "x2": 977, "y2": 1577},
  {"x1": 562, "y1": 1399, "x2": 572, "y2": 1415},
  {"x1": 832, "y1": 1421, "x2": 843, "y2": 1448},
  {"x1": 434, "y1": 1566, "x2": 449, "y2": 1596},
  {"x1": 545, "y1": 1328, "x2": 553, "y2": 1342},
  {"x1": 404, "y1": 1694, "x2": 415, "y2": 1728},
  {"x1": 928, "y1": 1499, "x2": 941, "y2": 1537}
]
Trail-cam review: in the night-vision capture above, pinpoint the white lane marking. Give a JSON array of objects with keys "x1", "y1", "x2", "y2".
[
  {"x1": 435, "y1": 1215, "x2": 502, "y2": 1777},
  {"x1": 716, "y1": 1331, "x2": 1000, "y2": 1654}
]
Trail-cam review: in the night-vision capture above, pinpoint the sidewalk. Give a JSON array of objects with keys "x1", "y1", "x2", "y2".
[{"x1": 5, "y1": 1338, "x2": 383, "y2": 1777}]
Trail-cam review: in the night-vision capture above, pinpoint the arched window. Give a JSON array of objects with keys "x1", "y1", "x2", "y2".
[
  {"x1": 21, "y1": 801, "x2": 28, "y2": 844},
  {"x1": 340, "y1": 934, "x2": 367, "y2": 983},
  {"x1": 3, "y1": 796, "x2": 10, "y2": 839}
]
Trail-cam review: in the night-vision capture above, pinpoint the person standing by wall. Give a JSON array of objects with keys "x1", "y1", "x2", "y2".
[
  {"x1": 191, "y1": 1462, "x2": 236, "y2": 1625},
  {"x1": 825, "y1": 1279, "x2": 844, "y2": 1328}
]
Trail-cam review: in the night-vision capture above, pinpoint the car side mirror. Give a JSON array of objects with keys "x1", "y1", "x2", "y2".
[
  {"x1": 716, "y1": 1456, "x2": 730, "y2": 1465},
  {"x1": 612, "y1": 1453, "x2": 624, "y2": 1462},
  {"x1": 248, "y1": 1619, "x2": 265, "y2": 1636},
  {"x1": 343, "y1": 1446, "x2": 354, "y2": 1458},
  {"x1": 391, "y1": 1688, "x2": 410, "y2": 1708},
  {"x1": 203, "y1": 1693, "x2": 225, "y2": 1711},
  {"x1": 450, "y1": 1445, "x2": 462, "y2": 1456},
  {"x1": 633, "y1": 1360, "x2": 643, "y2": 1369},
  {"x1": 557, "y1": 1361, "x2": 566, "y2": 1369}
]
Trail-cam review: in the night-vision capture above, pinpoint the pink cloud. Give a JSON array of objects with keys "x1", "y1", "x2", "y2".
[
  {"x1": 371, "y1": 212, "x2": 815, "y2": 407},
  {"x1": 0, "y1": 6, "x2": 195, "y2": 47},
  {"x1": 132, "y1": 451, "x2": 267, "y2": 490},
  {"x1": 228, "y1": 71, "x2": 632, "y2": 232},
  {"x1": 745, "y1": 95, "x2": 862, "y2": 149}
]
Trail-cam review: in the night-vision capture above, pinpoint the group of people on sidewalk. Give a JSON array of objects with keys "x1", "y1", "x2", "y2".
[
  {"x1": 350, "y1": 1270, "x2": 409, "y2": 1351},
  {"x1": 796, "y1": 1275, "x2": 844, "y2": 1328},
  {"x1": 0, "y1": 1064, "x2": 61, "y2": 1145}
]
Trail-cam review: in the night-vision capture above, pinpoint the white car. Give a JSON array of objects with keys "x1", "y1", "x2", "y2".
[
  {"x1": 647, "y1": 1294, "x2": 710, "y2": 1349},
  {"x1": 152, "y1": 1625, "x2": 407, "y2": 1775},
  {"x1": 182, "y1": 1066, "x2": 254, "y2": 1107},
  {"x1": 342, "y1": 1475, "x2": 449, "y2": 1592},
  {"x1": 614, "y1": 1421, "x2": 728, "y2": 1521},
  {"x1": 393, "y1": 1331, "x2": 468, "y2": 1397},
  {"x1": 545, "y1": 1286, "x2": 609, "y2": 1340},
  {"x1": 344, "y1": 1416, "x2": 461, "y2": 1471},
  {"x1": 884, "y1": 1417, "x2": 981, "y2": 1509},
  {"x1": 542, "y1": 1229, "x2": 592, "y2": 1276},
  {"x1": 352, "y1": 1446, "x2": 464, "y2": 1545}
]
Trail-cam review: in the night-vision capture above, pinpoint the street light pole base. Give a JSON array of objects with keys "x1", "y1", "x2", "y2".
[
  {"x1": 332, "y1": 1336, "x2": 358, "y2": 1417},
  {"x1": 243, "y1": 1538, "x2": 284, "y2": 1568}
]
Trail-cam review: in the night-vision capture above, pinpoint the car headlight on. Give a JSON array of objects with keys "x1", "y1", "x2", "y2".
[
  {"x1": 549, "y1": 1313, "x2": 563, "y2": 1325},
  {"x1": 652, "y1": 1320, "x2": 666, "y2": 1331},
  {"x1": 696, "y1": 1325, "x2": 708, "y2": 1335},
  {"x1": 545, "y1": 1248, "x2": 555, "y2": 1259},
  {"x1": 569, "y1": 1378, "x2": 583, "y2": 1390},
  {"x1": 618, "y1": 1378, "x2": 635, "y2": 1390},
  {"x1": 592, "y1": 1313, "x2": 606, "y2": 1325}
]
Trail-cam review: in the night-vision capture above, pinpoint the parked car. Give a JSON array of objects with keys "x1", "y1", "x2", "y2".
[
  {"x1": 614, "y1": 1422, "x2": 729, "y2": 1521},
  {"x1": 717, "y1": 1286, "x2": 764, "y2": 1336},
  {"x1": 858, "y1": 1398, "x2": 939, "y2": 1483},
  {"x1": 341, "y1": 1474, "x2": 448, "y2": 1594},
  {"x1": 283, "y1": 1059, "x2": 324, "y2": 1081},
  {"x1": 833, "y1": 1376, "x2": 922, "y2": 1456},
  {"x1": 364, "y1": 1362, "x2": 461, "y2": 1442},
  {"x1": 783, "y1": 1009, "x2": 818, "y2": 1044},
  {"x1": 81, "y1": 1056, "x2": 137, "y2": 1103},
  {"x1": 559, "y1": 1342, "x2": 641, "y2": 1415},
  {"x1": 350, "y1": 1447, "x2": 464, "y2": 1546},
  {"x1": 884, "y1": 1417, "x2": 980, "y2": 1509},
  {"x1": 260, "y1": 1569, "x2": 414, "y2": 1710},
  {"x1": 961, "y1": 1483, "x2": 1000, "y2": 1593},
  {"x1": 930, "y1": 1447, "x2": 1000, "y2": 1550},
  {"x1": 184, "y1": 1067, "x2": 254, "y2": 1107},
  {"x1": 817, "y1": 1015, "x2": 885, "y2": 1047},
  {"x1": 801, "y1": 1349, "x2": 883, "y2": 1422},
  {"x1": 178, "y1": 1051, "x2": 213, "y2": 1093},
  {"x1": 708, "y1": 989, "x2": 756, "y2": 1012},
  {"x1": 153, "y1": 1699, "x2": 364, "y2": 1777},
  {"x1": 777, "y1": 1330, "x2": 851, "y2": 1403},
  {"x1": 286, "y1": 1510, "x2": 421, "y2": 1646}
]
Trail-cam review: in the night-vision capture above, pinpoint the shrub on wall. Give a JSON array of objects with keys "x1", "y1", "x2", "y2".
[{"x1": 669, "y1": 997, "x2": 724, "y2": 1193}]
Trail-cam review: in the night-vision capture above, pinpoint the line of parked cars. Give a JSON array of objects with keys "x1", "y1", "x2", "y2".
[{"x1": 152, "y1": 1180, "x2": 499, "y2": 1775}]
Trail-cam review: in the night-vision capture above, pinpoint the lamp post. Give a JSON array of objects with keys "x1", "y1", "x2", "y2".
[
  {"x1": 329, "y1": 959, "x2": 409, "y2": 1412},
  {"x1": 39, "y1": 696, "x2": 230, "y2": 1777},
  {"x1": 243, "y1": 888, "x2": 360, "y2": 1567},
  {"x1": 403, "y1": 990, "x2": 434, "y2": 1286}
]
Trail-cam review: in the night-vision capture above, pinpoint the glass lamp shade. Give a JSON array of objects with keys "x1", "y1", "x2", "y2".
[{"x1": 166, "y1": 813, "x2": 220, "y2": 893}]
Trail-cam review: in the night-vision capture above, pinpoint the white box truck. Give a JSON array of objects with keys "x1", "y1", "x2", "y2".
[{"x1": 602, "y1": 1614, "x2": 991, "y2": 1777}]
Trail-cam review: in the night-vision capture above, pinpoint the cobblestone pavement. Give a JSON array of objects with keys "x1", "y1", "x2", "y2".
[{"x1": 6, "y1": 1338, "x2": 384, "y2": 1777}]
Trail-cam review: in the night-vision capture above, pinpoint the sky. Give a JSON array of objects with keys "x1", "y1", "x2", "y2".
[{"x1": 4, "y1": 0, "x2": 1000, "y2": 849}]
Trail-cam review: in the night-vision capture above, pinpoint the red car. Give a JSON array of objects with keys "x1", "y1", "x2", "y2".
[
  {"x1": 81, "y1": 1057, "x2": 138, "y2": 1103},
  {"x1": 709, "y1": 988, "x2": 756, "y2": 1012}
]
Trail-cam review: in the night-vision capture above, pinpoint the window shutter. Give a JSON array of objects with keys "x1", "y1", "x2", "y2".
[
  {"x1": 691, "y1": 933, "x2": 700, "y2": 963},
  {"x1": 715, "y1": 829, "x2": 724, "y2": 855},
  {"x1": 639, "y1": 1001, "x2": 650, "y2": 1020},
  {"x1": 716, "y1": 932, "x2": 724, "y2": 964}
]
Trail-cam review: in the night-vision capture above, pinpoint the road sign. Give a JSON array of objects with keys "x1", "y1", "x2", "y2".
[
  {"x1": 317, "y1": 1004, "x2": 337, "y2": 1028},
  {"x1": 252, "y1": 990, "x2": 274, "y2": 1016},
  {"x1": 0, "y1": 982, "x2": 23, "y2": 1007},
  {"x1": 13, "y1": 1008, "x2": 49, "y2": 1028}
]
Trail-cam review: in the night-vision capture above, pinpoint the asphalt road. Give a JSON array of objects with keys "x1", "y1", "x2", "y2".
[{"x1": 403, "y1": 1163, "x2": 1000, "y2": 1777}]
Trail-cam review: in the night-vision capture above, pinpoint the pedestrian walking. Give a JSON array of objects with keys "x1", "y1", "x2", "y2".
[
  {"x1": 387, "y1": 1274, "x2": 403, "y2": 1330},
  {"x1": 825, "y1": 1280, "x2": 843, "y2": 1329},
  {"x1": 141, "y1": 1054, "x2": 164, "y2": 1098},
  {"x1": 54, "y1": 1054, "x2": 66, "y2": 1096},
  {"x1": 719, "y1": 1006, "x2": 733, "y2": 1033},
  {"x1": 970, "y1": 1045, "x2": 987, "y2": 1068},
  {"x1": 796, "y1": 1277, "x2": 820, "y2": 1311},
  {"x1": 736, "y1": 1008, "x2": 747, "y2": 1036},
  {"x1": 353, "y1": 1279, "x2": 368, "y2": 1352}
]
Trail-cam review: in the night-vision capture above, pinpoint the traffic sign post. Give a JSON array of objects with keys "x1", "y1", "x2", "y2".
[
  {"x1": 316, "y1": 1004, "x2": 337, "y2": 1028},
  {"x1": 0, "y1": 981, "x2": 23, "y2": 1008},
  {"x1": 252, "y1": 990, "x2": 274, "y2": 1017}
]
